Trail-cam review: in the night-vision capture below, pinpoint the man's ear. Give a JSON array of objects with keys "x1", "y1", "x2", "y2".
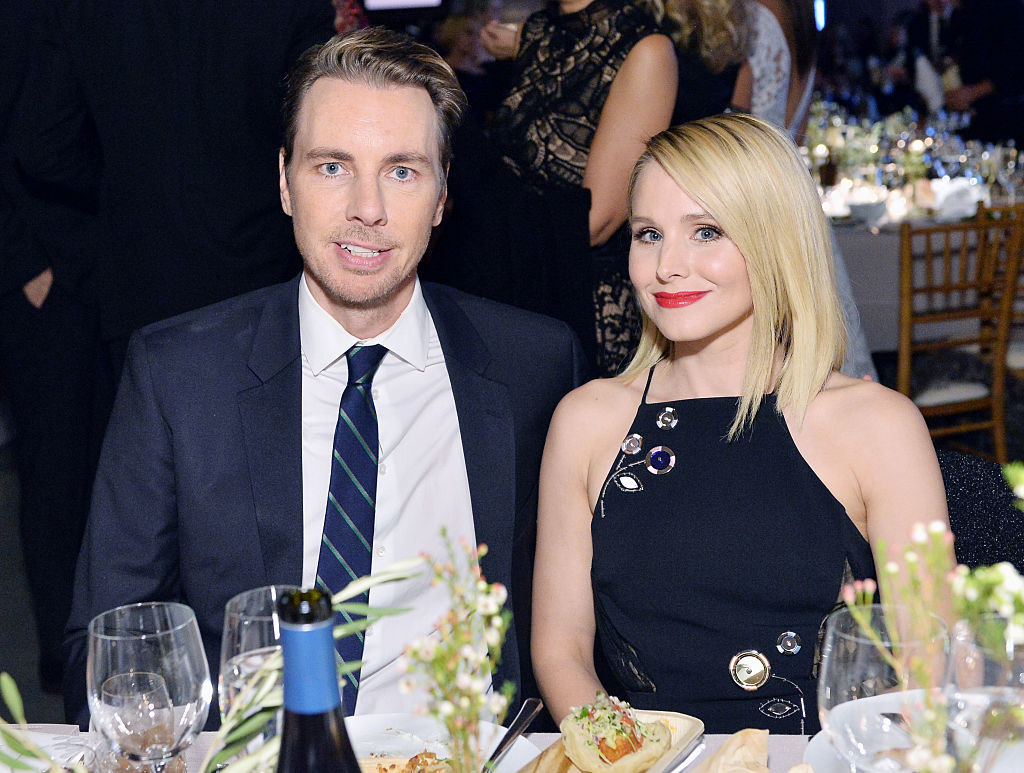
[
  {"x1": 279, "y1": 148, "x2": 292, "y2": 216},
  {"x1": 433, "y1": 164, "x2": 449, "y2": 226}
]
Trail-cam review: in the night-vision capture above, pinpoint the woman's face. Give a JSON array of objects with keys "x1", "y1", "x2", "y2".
[{"x1": 628, "y1": 162, "x2": 753, "y2": 348}]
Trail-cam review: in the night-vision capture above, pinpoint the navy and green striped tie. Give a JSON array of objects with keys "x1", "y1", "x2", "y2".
[{"x1": 316, "y1": 342, "x2": 387, "y2": 715}]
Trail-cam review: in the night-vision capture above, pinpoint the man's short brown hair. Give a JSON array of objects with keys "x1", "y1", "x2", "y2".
[{"x1": 282, "y1": 27, "x2": 467, "y2": 171}]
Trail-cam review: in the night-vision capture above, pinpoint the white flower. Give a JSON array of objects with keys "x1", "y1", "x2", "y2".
[
  {"x1": 471, "y1": 677, "x2": 488, "y2": 694},
  {"x1": 904, "y1": 551, "x2": 919, "y2": 564},
  {"x1": 491, "y1": 584, "x2": 508, "y2": 606},
  {"x1": 399, "y1": 676, "x2": 417, "y2": 695},
  {"x1": 1007, "y1": 621, "x2": 1024, "y2": 645},
  {"x1": 459, "y1": 696, "x2": 471, "y2": 710},
  {"x1": 965, "y1": 585, "x2": 980, "y2": 602},
  {"x1": 911, "y1": 523, "x2": 928, "y2": 544},
  {"x1": 487, "y1": 693, "x2": 508, "y2": 715},
  {"x1": 417, "y1": 637, "x2": 438, "y2": 660},
  {"x1": 490, "y1": 616, "x2": 503, "y2": 630},
  {"x1": 478, "y1": 595, "x2": 500, "y2": 615},
  {"x1": 1015, "y1": 483, "x2": 1024, "y2": 500},
  {"x1": 885, "y1": 561, "x2": 900, "y2": 576},
  {"x1": 460, "y1": 644, "x2": 479, "y2": 663},
  {"x1": 484, "y1": 627, "x2": 501, "y2": 647},
  {"x1": 456, "y1": 672, "x2": 473, "y2": 691},
  {"x1": 928, "y1": 520, "x2": 947, "y2": 535},
  {"x1": 438, "y1": 701, "x2": 455, "y2": 717}
]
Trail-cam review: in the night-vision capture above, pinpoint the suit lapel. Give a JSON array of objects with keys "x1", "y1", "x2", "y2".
[
  {"x1": 422, "y1": 284, "x2": 516, "y2": 589},
  {"x1": 237, "y1": 279, "x2": 304, "y2": 585}
]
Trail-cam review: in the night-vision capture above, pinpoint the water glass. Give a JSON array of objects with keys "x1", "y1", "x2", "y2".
[
  {"x1": 818, "y1": 604, "x2": 948, "y2": 772},
  {"x1": 87, "y1": 602, "x2": 211, "y2": 771}
]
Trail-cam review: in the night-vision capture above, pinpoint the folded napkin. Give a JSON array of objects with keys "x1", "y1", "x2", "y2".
[
  {"x1": 690, "y1": 729, "x2": 768, "y2": 773},
  {"x1": 688, "y1": 729, "x2": 813, "y2": 773}
]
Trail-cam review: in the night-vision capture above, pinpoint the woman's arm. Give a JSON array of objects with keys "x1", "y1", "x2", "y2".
[
  {"x1": 583, "y1": 34, "x2": 677, "y2": 247},
  {"x1": 532, "y1": 389, "x2": 607, "y2": 722},
  {"x1": 854, "y1": 389, "x2": 949, "y2": 564}
]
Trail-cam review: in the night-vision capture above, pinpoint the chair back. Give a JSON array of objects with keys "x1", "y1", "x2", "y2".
[{"x1": 896, "y1": 205, "x2": 1024, "y2": 462}]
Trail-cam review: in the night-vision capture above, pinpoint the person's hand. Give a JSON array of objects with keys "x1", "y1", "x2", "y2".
[
  {"x1": 23, "y1": 267, "x2": 53, "y2": 309},
  {"x1": 480, "y1": 20, "x2": 520, "y2": 60},
  {"x1": 944, "y1": 80, "x2": 994, "y2": 111}
]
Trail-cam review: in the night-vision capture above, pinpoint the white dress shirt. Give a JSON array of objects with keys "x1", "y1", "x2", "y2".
[{"x1": 298, "y1": 275, "x2": 484, "y2": 713}]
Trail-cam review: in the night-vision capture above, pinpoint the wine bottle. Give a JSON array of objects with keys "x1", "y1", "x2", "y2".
[{"x1": 275, "y1": 588, "x2": 361, "y2": 773}]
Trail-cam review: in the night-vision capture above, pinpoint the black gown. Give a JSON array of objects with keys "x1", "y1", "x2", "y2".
[{"x1": 591, "y1": 368, "x2": 876, "y2": 734}]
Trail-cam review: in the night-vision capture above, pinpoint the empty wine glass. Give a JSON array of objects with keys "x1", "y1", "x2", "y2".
[
  {"x1": 818, "y1": 604, "x2": 949, "y2": 772},
  {"x1": 944, "y1": 616, "x2": 1024, "y2": 773},
  {"x1": 88, "y1": 602, "x2": 212, "y2": 771},
  {"x1": 219, "y1": 585, "x2": 296, "y2": 720}
]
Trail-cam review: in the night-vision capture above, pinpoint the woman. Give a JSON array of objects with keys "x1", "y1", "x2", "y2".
[
  {"x1": 732, "y1": 0, "x2": 816, "y2": 141},
  {"x1": 486, "y1": 0, "x2": 677, "y2": 375},
  {"x1": 653, "y1": 0, "x2": 748, "y2": 126},
  {"x1": 532, "y1": 114, "x2": 948, "y2": 734}
]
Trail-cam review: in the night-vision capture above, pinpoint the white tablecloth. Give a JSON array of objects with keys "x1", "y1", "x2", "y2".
[{"x1": 26, "y1": 724, "x2": 810, "y2": 772}]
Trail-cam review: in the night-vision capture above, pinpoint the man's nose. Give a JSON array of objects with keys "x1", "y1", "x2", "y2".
[{"x1": 346, "y1": 176, "x2": 387, "y2": 226}]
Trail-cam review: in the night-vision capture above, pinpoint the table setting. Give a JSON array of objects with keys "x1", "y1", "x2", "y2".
[{"x1": 7, "y1": 520, "x2": 1024, "y2": 773}]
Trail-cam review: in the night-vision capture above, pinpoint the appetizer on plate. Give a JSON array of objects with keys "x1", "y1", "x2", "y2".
[{"x1": 560, "y1": 694, "x2": 672, "y2": 773}]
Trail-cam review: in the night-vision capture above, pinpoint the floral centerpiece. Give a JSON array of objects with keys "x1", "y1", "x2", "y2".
[{"x1": 399, "y1": 534, "x2": 515, "y2": 773}]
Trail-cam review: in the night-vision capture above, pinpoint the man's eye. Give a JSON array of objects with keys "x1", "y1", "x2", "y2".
[
  {"x1": 321, "y1": 162, "x2": 343, "y2": 176},
  {"x1": 391, "y1": 166, "x2": 414, "y2": 181}
]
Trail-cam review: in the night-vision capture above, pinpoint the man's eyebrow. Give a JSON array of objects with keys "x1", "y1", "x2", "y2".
[
  {"x1": 382, "y1": 152, "x2": 434, "y2": 168},
  {"x1": 305, "y1": 148, "x2": 354, "y2": 162}
]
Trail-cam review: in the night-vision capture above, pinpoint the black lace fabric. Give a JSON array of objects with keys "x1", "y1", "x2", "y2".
[{"x1": 491, "y1": 0, "x2": 659, "y2": 374}]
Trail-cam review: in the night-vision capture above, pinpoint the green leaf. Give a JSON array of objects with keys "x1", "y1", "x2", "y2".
[
  {"x1": 0, "y1": 674, "x2": 26, "y2": 725},
  {"x1": 0, "y1": 727, "x2": 38, "y2": 759},
  {"x1": 337, "y1": 660, "x2": 362, "y2": 676},
  {"x1": 0, "y1": 748, "x2": 34, "y2": 770},
  {"x1": 223, "y1": 708, "x2": 278, "y2": 746},
  {"x1": 331, "y1": 558, "x2": 424, "y2": 603}
]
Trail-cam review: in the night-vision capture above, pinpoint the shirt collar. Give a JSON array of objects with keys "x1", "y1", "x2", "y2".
[{"x1": 298, "y1": 274, "x2": 431, "y2": 375}]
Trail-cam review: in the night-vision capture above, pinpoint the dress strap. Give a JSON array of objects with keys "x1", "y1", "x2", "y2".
[{"x1": 640, "y1": 364, "x2": 657, "y2": 403}]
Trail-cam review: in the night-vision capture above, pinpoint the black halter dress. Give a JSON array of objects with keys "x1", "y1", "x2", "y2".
[{"x1": 591, "y1": 368, "x2": 876, "y2": 734}]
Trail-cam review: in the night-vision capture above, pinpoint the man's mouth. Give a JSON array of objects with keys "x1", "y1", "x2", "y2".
[{"x1": 339, "y1": 244, "x2": 383, "y2": 258}]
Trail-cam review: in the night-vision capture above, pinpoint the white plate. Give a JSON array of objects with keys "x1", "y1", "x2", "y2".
[
  {"x1": 0, "y1": 730, "x2": 96, "y2": 770},
  {"x1": 345, "y1": 713, "x2": 541, "y2": 773},
  {"x1": 632, "y1": 710, "x2": 705, "y2": 773},
  {"x1": 805, "y1": 728, "x2": 1024, "y2": 773}
]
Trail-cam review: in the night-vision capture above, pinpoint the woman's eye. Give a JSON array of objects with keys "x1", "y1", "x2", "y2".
[
  {"x1": 390, "y1": 166, "x2": 415, "y2": 181},
  {"x1": 632, "y1": 228, "x2": 662, "y2": 243},
  {"x1": 695, "y1": 226, "x2": 721, "y2": 241},
  {"x1": 320, "y1": 162, "x2": 343, "y2": 176}
]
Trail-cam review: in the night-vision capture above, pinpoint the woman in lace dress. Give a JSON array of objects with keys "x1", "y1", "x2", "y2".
[
  {"x1": 487, "y1": 0, "x2": 677, "y2": 375},
  {"x1": 732, "y1": 0, "x2": 816, "y2": 141}
]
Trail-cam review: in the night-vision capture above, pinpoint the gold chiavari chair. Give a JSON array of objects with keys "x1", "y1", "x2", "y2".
[{"x1": 896, "y1": 205, "x2": 1024, "y2": 462}]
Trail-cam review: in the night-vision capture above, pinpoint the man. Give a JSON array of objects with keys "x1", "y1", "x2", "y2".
[{"x1": 64, "y1": 27, "x2": 587, "y2": 727}]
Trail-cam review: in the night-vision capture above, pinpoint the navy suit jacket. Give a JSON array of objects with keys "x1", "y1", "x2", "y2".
[{"x1": 64, "y1": 277, "x2": 588, "y2": 727}]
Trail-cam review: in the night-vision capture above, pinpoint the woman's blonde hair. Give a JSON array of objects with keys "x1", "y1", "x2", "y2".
[
  {"x1": 644, "y1": 0, "x2": 748, "y2": 73},
  {"x1": 620, "y1": 113, "x2": 844, "y2": 440}
]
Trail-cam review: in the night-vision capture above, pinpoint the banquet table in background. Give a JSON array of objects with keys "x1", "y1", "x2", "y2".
[{"x1": 834, "y1": 224, "x2": 903, "y2": 352}]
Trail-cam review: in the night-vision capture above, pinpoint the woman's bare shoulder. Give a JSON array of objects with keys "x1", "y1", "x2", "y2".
[
  {"x1": 809, "y1": 372, "x2": 930, "y2": 444},
  {"x1": 549, "y1": 376, "x2": 645, "y2": 442}
]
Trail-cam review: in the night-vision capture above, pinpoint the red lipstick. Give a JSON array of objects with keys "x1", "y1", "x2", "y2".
[{"x1": 654, "y1": 291, "x2": 709, "y2": 308}]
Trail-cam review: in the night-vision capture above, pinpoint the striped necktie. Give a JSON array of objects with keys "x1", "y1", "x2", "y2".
[{"x1": 316, "y1": 342, "x2": 387, "y2": 715}]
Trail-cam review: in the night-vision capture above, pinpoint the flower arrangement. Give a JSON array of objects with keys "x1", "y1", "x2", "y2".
[
  {"x1": 841, "y1": 508, "x2": 1024, "y2": 773},
  {"x1": 399, "y1": 532, "x2": 515, "y2": 773}
]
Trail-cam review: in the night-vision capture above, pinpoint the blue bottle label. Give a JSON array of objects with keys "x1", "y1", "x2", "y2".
[{"x1": 281, "y1": 619, "x2": 343, "y2": 714}]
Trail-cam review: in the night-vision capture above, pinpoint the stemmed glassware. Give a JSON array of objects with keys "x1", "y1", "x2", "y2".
[
  {"x1": 818, "y1": 604, "x2": 949, "y2": 772},
  {"x1": 88, "y1": 602, "x2": 212, "y2": 771},
  {"x1": 944, "y1": 615, "x2": 1024, "y2": 773}
]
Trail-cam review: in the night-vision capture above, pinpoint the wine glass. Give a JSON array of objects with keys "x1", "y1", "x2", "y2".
[
  {"x1": 944, "y1": 616, "x2": 1024, "y2": 773},
  {"x1": 87, "y1": 602, "x2": 212, "y2": 771},
  {"x1": 818, "y1": 604, "x2": 949, "y2": 772}
]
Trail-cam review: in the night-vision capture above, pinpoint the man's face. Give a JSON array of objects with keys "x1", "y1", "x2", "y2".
[{"x1": 280, "y1": 78, "x2": 446, "y2": 329}]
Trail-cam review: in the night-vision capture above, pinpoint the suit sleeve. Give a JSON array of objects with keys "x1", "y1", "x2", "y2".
[{"x1": 63, "y1": 331, "x2": 183, "y2": 727}]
